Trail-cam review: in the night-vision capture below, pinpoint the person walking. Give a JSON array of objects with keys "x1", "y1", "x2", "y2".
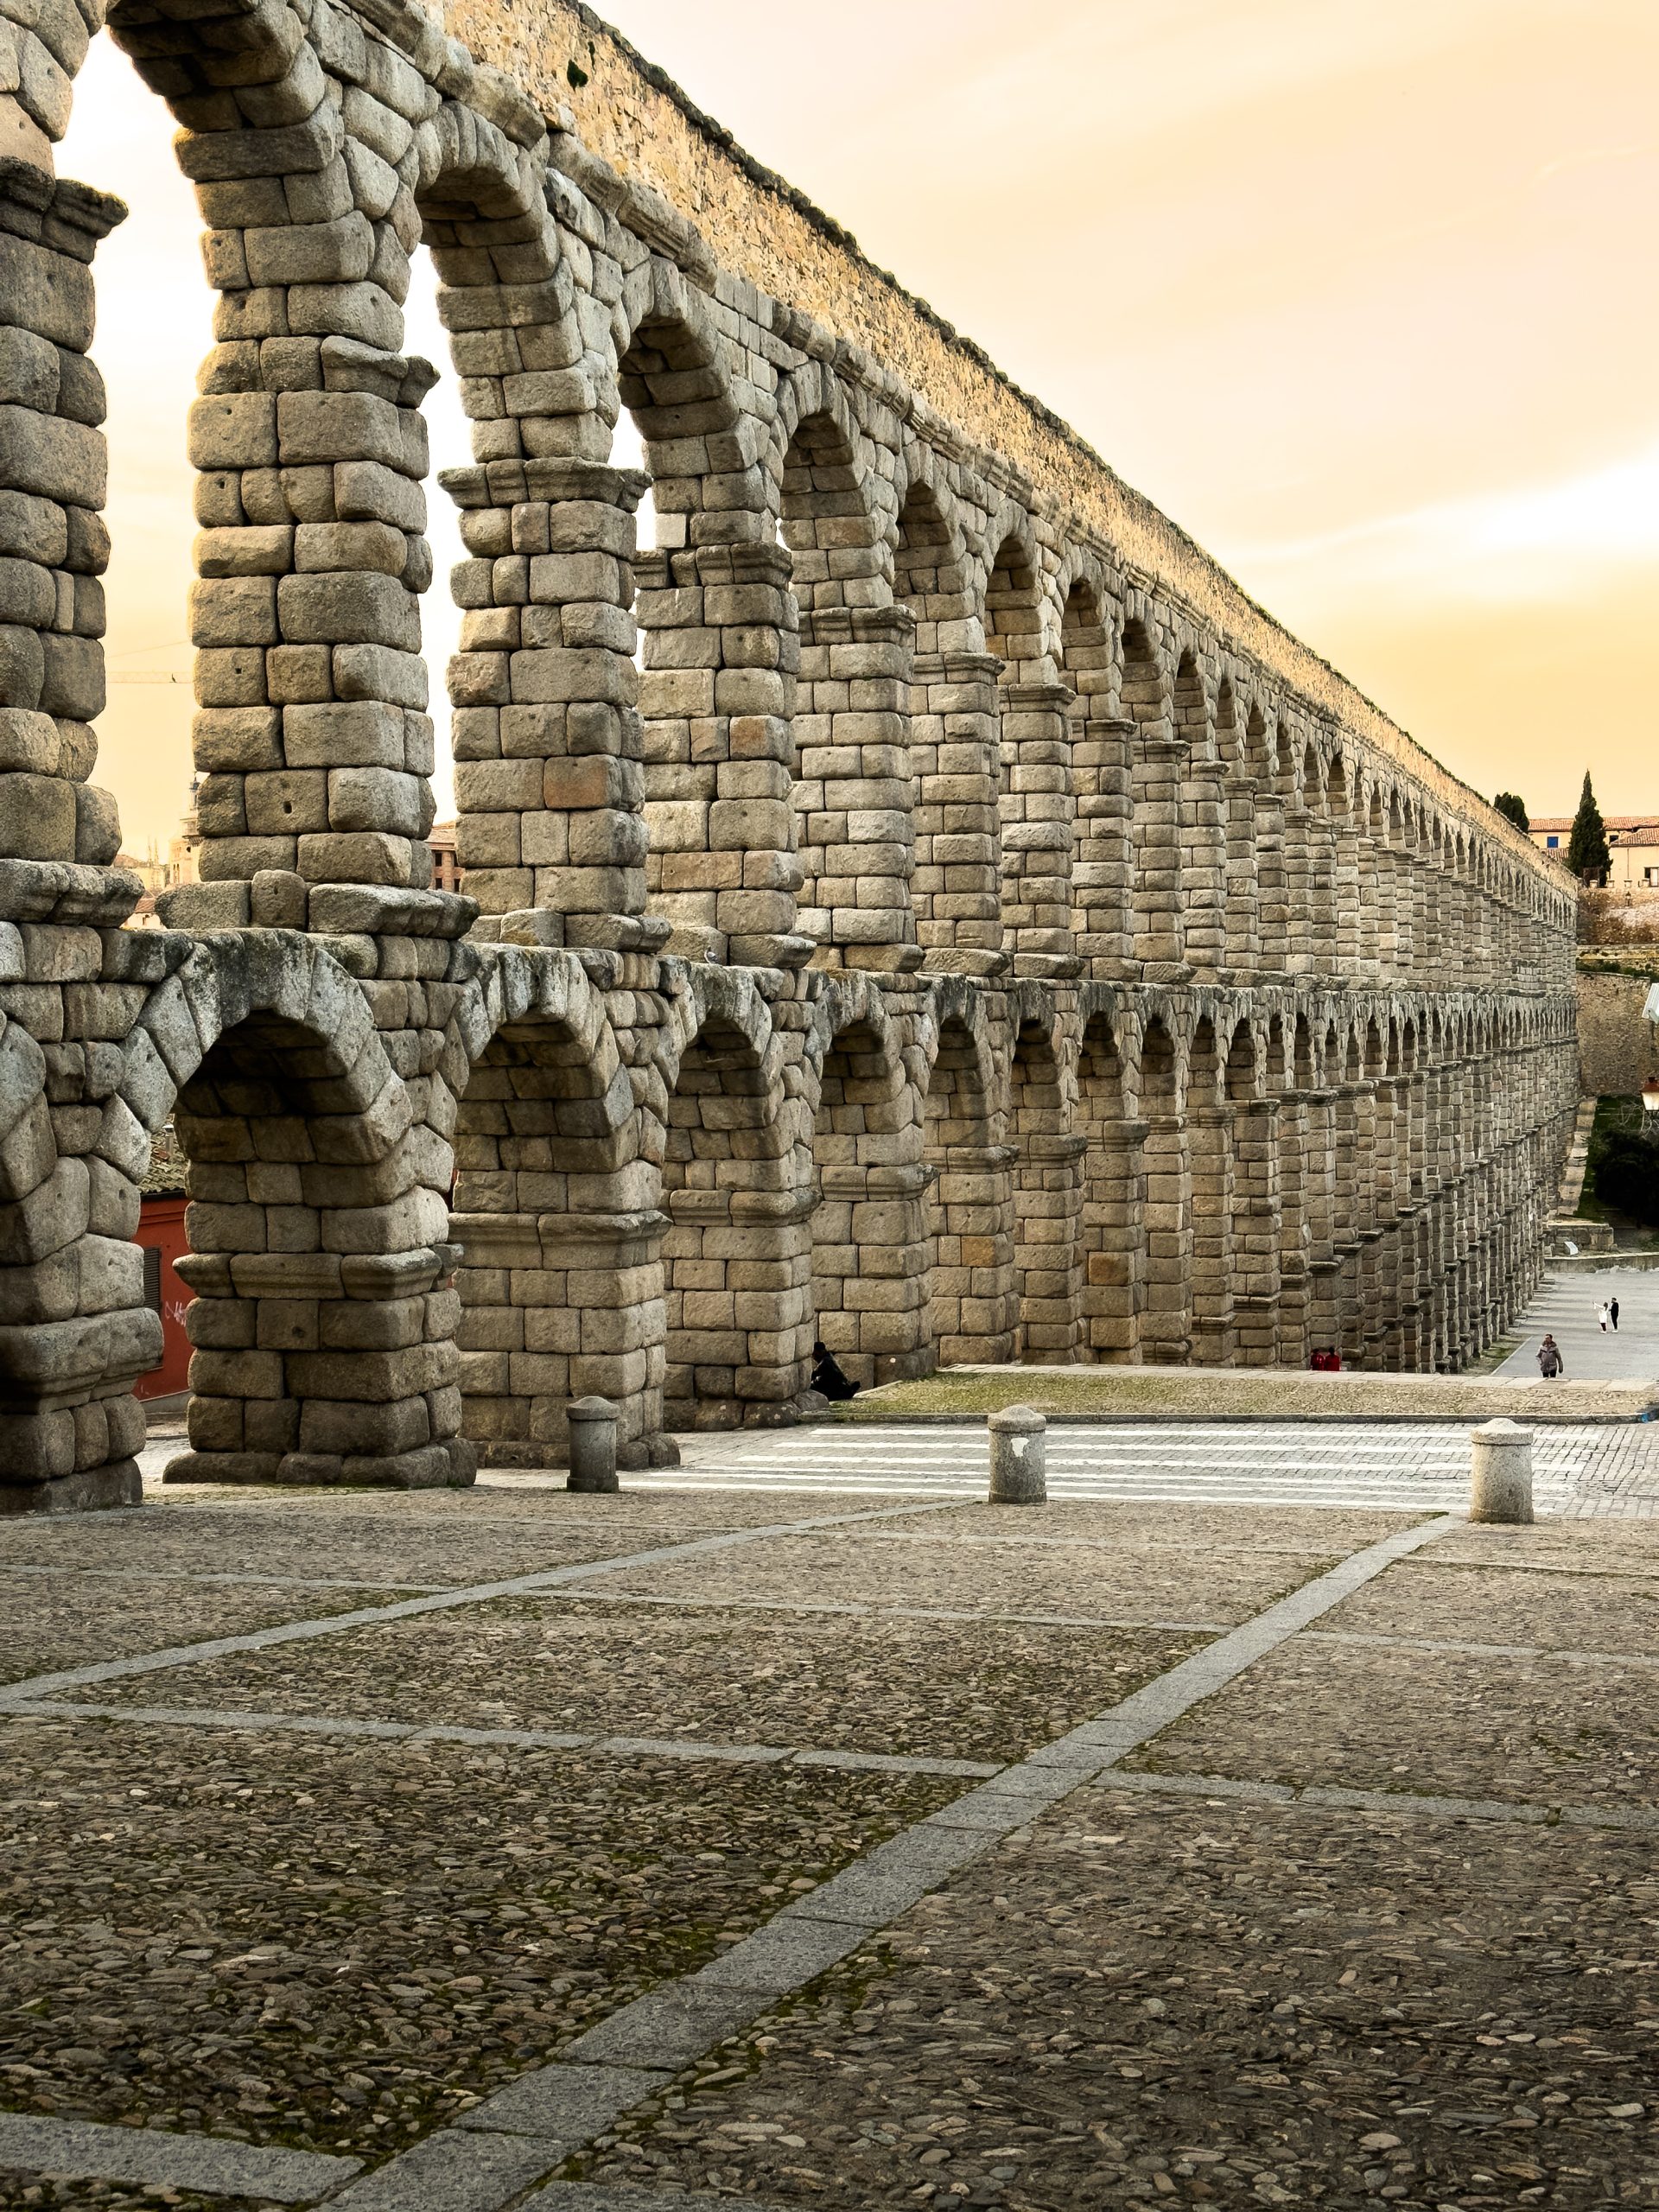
[
  {"x1": 1611, "y1": 1295, "x2": 1620, "y2": 1332},
  {"x1": 1597, "y1": 1300, "x2": 1610, "y2": 1332},
  {"x1": 1538, "y1": 1333, "x2": 1564, "y2": 1378}
]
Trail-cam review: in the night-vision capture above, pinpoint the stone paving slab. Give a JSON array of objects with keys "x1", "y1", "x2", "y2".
[
  {"x1": 0, "y1": 2112, "x2": 358, "y2": 2201},
  {"x1": 1127, "y1": 1637, "x2": 1659, "y2": 1808},
  {"x1": 1, "y1": 1497, "x2": 831, "y2": 1590},
  {"x1": 875, "y1": 1501, "x2": 1427, "y2": 1548},
  {"x1": 0, "y1": 1573, "x2": 402, "y2": 1688},
  {"x1": 1319, "y1": 1559, "x2": 1659, "y2": 1655},
  {"x1": 571, "y1": 1790, "x2": 1659, "y2": 2212},
  {"x1": 601, "y1": 1529, "x2": 1337, "y2": 1628},
  {"x1": 57, "y1": 1601, "x2": 1209, "y2": 1766},
  {"x1": 0, "y1": 1717, "x2": 956, "y2": 2162},
  {"x1": 1431, "y1": 1518, "x2": 1659, "y2": 1568}
]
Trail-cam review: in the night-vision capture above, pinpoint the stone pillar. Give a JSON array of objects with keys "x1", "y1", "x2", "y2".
[
  {"x1": 1405, "y1": 1202, "x2": 1430, "y2": 1373},
  {"x1": 911, "y1": 650, "x2": 1005, "y2": 976},
  {"x1": 1330, "y1": 1082, "x2": 1365, "y2": 1365},
  {"x1": 1140, "y1": 1099, "x2": 1192, "y2": 1364},
  {"x1": 162, "y1": 935, "x2": 472, "y2": 1494},
  {"x1": 1308, "y1": 800, "x2": 1338, "y2": 973},
  {"x1": 1230, "y1": 1096, "x2": 1282, "y2": 1364},
  {"x1": 1387, "y1": 830, "x2": 1412, "y2": 977},
  {"x1": 1083, "y1": 1111, "x2": 1145, "y2": 1363},
  {"x1": 1413, "y1": 839, "x2": 1432, "y2": 988},
  {"x1": 1303, "y1": 1084, "x2": 1341, "y2": 1355},
  {"x1": 1181, "y1": 747, "x2": 1227, "y2": 982},
  {"x1": 1281, "y1": 789, "x2": 1313, "y2": 977},
  {"x1": 454, "y1": 1198, "x2": 667, "y2": 1470},
  {"x1": 1014, "y1": 1130, "x2": 1085, "y2": 1362},
  {"x1": 1187, "y1": 1096, "x2": 1236, "y2": 1363},
  {"x1": 1000, "y1": 678, "x2": 1078, "y2": 979},
  {"x1": 927, "y1": 1139, "x2": 1016, "y2": 1366},
  {"x1": 1351, "y1": 1075, "x2": 1382, "y2": 1357},
  {"x1": 662, "y1": 1185, "x2": 812, "y2": 1433},
  {"x1": 1253, "y1": 779, "x2": 1289, "y2": 982},
  {"x1": 181, "y1": 335, "x2": 448, "y2": 933},
  {"x1": 447, "y1": 456, "x2": 664, "y2": 954},
  {"x1": 798, "y1": 604, "x2": 920, "y2": 972},
  {"x1": 1224, "y1": 760, "x2": 1263, "y2": 982},
  {"x1": 638, "y1": 539, "x2": 804, "y2": 966},
  {"x1": 1370, "y1": 1072, "x2": 1407, "y2": 1365},
  {"x1": 1275, "y1": 1088, "x2": 1312, "y2": 1367},
  {"x1": 814, "y1": 1160, "x2": 931, "y2": 1386},
  {"x1": 0, "y1": 168, "x2": 166, "y2": 1514},
  {"x1": 1332, "y1": 796, "x2": 1362, "y2": 980},
  {"x1": 1132, "y1": 732, "x2": 1189, "y2": 980},
  {"x1": 1072, "y1": 713, "x2": 1134, "y2": 978}
]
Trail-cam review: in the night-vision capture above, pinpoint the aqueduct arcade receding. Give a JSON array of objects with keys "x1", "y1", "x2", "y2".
[{"x1": 0, "y1": 0, "x2": 1579, "y2": 1510}]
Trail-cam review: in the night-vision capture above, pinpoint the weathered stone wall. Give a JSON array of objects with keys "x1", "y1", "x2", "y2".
[
  {"x1": 0, "y1": 0, "x2": 1580, "y2": 1513},
  {"x1": 1580, "y1": 887, "x2": 1659, "y2": 946},
  {"x1": 1576, "y1": 955, "x2": 1659, "y2": 1099}
]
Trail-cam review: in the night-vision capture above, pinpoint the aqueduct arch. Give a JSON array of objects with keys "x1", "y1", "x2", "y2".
[{"x1": 0, "y1": 0, "x2": 1581, "y2": 1512}]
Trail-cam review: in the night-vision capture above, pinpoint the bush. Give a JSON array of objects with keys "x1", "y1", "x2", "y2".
[{"x1": 1587, "y1": 1129, "x2": 1659, "y2": 1224}]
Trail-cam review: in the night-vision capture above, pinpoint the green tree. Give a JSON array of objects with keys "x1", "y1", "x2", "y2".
[
  {"x1": 1567, "y1": 772, "x2": 1611, "y2": 884},
  {"x1": 1492, "y1": 791, "x2": 1529, "y2": 832}
]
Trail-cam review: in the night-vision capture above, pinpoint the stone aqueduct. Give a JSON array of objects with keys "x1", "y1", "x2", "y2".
[{"x1": 0, "y1": 0, "x2": 1580, "y2": 1510}]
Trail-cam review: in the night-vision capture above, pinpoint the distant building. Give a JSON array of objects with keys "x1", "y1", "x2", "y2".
[
  {"x1": 1529, "y1": 815, "x2": 1659, "y2": 890},
  {"x1": 117, "y1": 778, "x2": 202, "y2": 926},
  {"x1": 430, "y1": 818, "x2": 461, "y2": 892}
]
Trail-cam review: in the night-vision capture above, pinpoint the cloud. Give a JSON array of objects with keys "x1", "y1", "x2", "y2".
[{"x1": 1221, "y1": 436, "x2": 1659, "y2": 607}]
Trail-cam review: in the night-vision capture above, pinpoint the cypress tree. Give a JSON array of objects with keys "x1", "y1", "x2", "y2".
[
  {"x1": 1567, "y1": 772, "x2": 1610, "y2": 884},
  {"x1": 1493, "y1": 791, "x2": 1529, "y2": 832}
]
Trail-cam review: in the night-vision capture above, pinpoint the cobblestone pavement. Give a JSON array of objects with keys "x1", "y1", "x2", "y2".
[{"x1": 2, "y1": 1465, "x2": 1657, "y2": 2210}]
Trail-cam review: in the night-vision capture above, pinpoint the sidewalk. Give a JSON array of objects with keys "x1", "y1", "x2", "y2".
[{"x1": 1493, "y1": 1264, "x2": 1659, "y2": 1382}]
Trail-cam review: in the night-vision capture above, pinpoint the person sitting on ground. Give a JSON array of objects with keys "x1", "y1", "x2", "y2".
[
  {"x1": 811, "y1": 1339, "x2": 859, "y2": 1402},
  {"x1": 1538, "y1": 1333, "x2": 1564, "y2": 1378}
]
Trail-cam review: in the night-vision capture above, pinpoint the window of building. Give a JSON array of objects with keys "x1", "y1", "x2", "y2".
[{"x1": 1546, "y1": 836, "x2": 1560, "y2": 849}]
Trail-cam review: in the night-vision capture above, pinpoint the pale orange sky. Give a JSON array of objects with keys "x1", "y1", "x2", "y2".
[{"x1": 59, "y1": 0, "x2": 1659, "y2": 856}]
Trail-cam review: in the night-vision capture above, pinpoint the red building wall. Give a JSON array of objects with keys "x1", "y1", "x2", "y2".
[{"x1": 136, "y1": 1194, "x2": 192, "y2": 1402}]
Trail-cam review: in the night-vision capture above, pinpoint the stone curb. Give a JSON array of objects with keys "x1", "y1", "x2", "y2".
[
  {"x1": 0, "y1": 2112, "x2": 360, "y2": 2203},
  {"x1": 824, "y1": 1408, "x2": 1659, "y2": 1427}
]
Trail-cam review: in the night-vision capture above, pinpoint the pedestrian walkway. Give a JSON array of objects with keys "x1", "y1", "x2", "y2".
[
  {"x1": 1494, "y1": 1264, "x2": 1659, "y2": 1382},
  {"x1": 657, "y1": 1418, "x2": 1659, "y2": 1516}
]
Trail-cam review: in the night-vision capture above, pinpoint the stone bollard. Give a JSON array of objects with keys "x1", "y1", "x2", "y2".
[
  {"x1": 988, "y1": 1405, "x2": 1047, "y2": 1504},
  {"x1": 567, "y1": 1397, "x2": 621, "y2": 1495},
  {"x1": 1469, "y1": 1419, "x2": 1534, "y2": 1524}
]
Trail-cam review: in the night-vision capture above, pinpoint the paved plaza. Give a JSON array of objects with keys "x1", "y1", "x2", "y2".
[{"x1": 4, "y1": 1427, "x2": 1659, "y2": 2211}]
